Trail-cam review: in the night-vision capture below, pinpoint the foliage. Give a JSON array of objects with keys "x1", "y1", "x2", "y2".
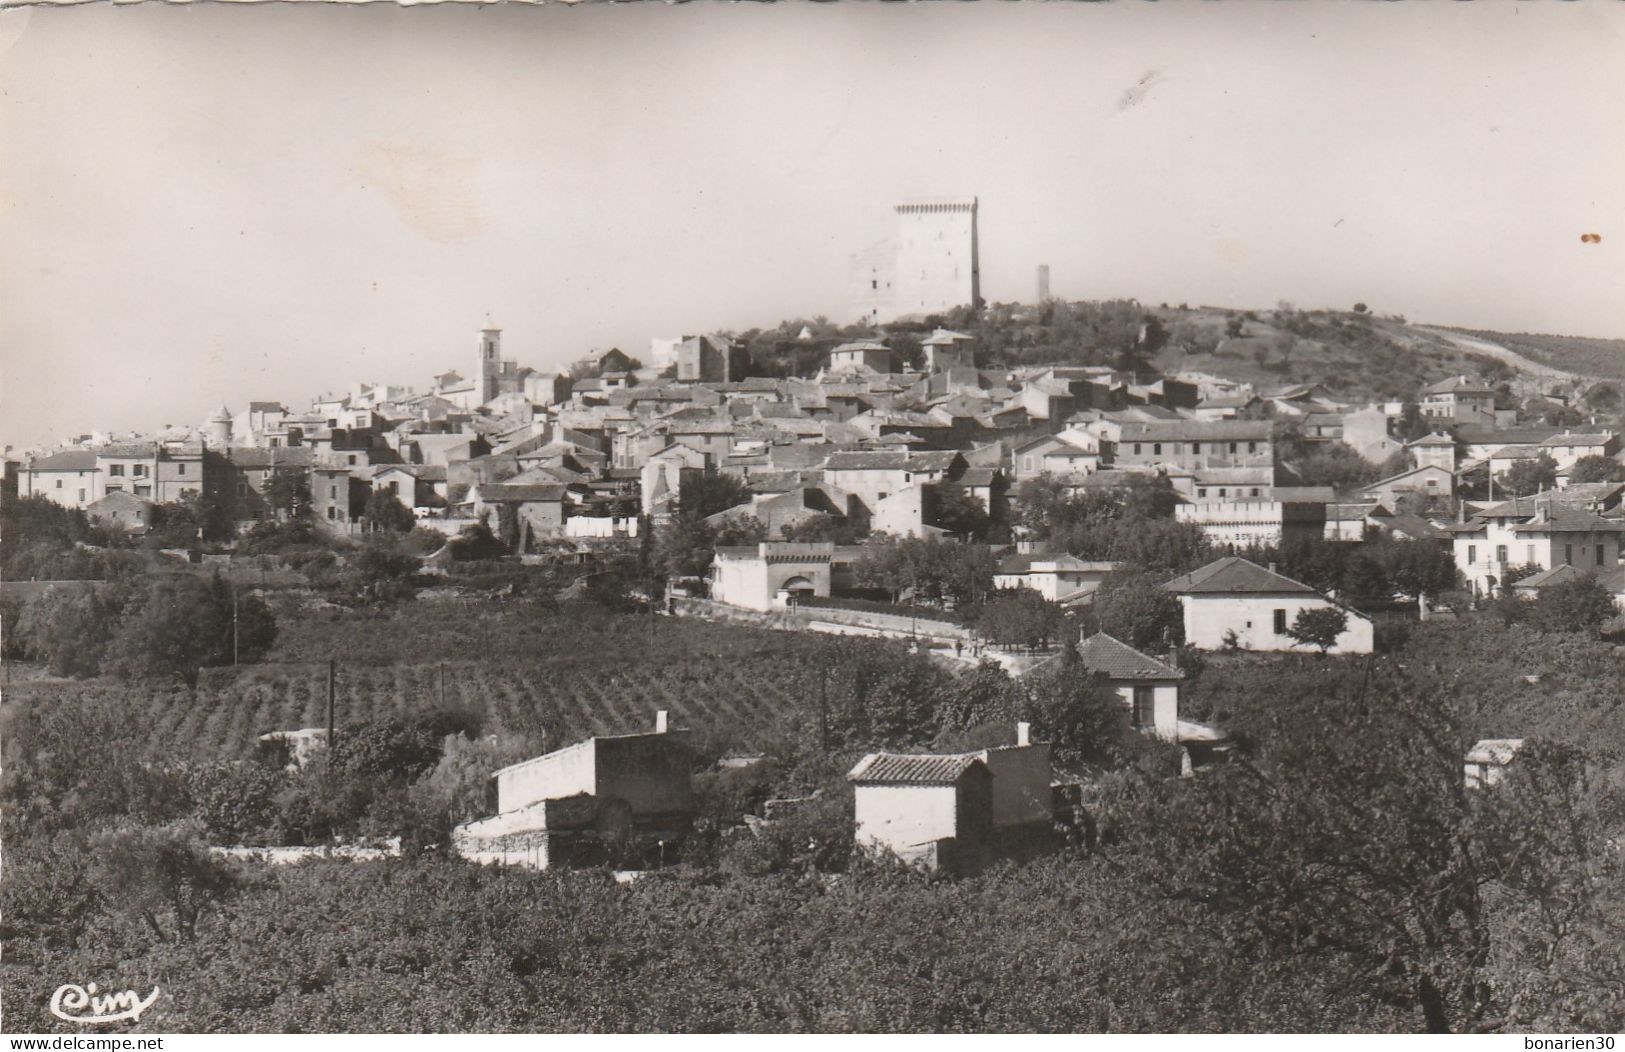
[
  {"x1": 1566, "y1": 455, "x2": 1625, "y2": 484},
  {"x1": 101, "y1": 573, "x2": 277, "y2": 686},
  {"x1": 88, "y1": 821, "x2": 241, "y2": 943},
  {"x1": 851, "y1": 536, "x2": 994, "y2": 607},
  {"x1": 447, "y1": 521, "x2": 508, "y2": 562},
  {"x1": 1284, "y1": 605, "x2": 1348, "y2": 653},
  {"x1": 263, "y1": 468, "x2": 313, "y2": 520},
  {"x1": 1086, "y1": 570, "x2": 1183, "y2": 651},
  {"x1": 363, "y1": 489, "x2": 417, "y2": 534},
  {"x1": 1285, "y1": 439, "x2": 1383, "y2": 493},
  {"x1": 1016, "y1": 474, "x2": 1211, "y2": 575},
  {"x1": 677, "y1": 473, "x2": 752, "y2": 521},
  {"x1": 17, "y1": 585, "x2": 129, "y2": 676},
  {"x1": 972, "y1": 589, "x2": 1064, "y2": 650},
  {"x1": 1498, "y1": 454, "x2": 1558, "y2": 498},
  {"x1": 1526, "y1": 577, "x2": 1619, "y2": 635},
  {"x1": 931, "y1": 486, "x2": 990, "y2": 540}
]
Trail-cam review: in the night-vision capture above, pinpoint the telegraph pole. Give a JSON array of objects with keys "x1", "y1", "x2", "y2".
[
  {"x1": 327, "y1": 658, "x2": 337, "y2": 755},
  {"x1": 232, "y1": 585, "x2": 240, "y2": 666}
]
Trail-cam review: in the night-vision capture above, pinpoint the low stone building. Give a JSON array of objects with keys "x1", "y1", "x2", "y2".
[
  {"x1": 454, "y1": 712, "x2": 694, "y2": 870},
  {"x1": 710, "y1": 542, "x2": 835, "y2": 610},
  {"x1": 1161, "y1": 556, "x2": 1375, "y2": 654}
]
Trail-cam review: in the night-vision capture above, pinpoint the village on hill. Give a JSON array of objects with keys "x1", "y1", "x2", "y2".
[{"x1": 5, "y1": 201, "x2": 1625, "y2": 1036}]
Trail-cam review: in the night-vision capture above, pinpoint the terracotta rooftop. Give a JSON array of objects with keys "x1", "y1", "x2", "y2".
[
  {"x1": 1076, "y1": 632, "x2": 1184, "y2": 681},
  {"x1": 1161, "y1": 556, "x2": 1320, "y2": 595},
  {"x1": 847, "y1": 752, "x2": 986, "y2": 786}
]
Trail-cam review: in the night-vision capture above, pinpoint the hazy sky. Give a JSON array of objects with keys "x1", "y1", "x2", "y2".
[{"x1": 2, "y1": 1, "x2": 1622, "y2": 449}]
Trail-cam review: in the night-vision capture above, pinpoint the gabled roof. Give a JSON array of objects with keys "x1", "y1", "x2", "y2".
[
  {"x1": 474, "y1": 483, "x2": 566, "y2": 503},
  {"x1": 846, "y1": 752, "x2": 986, "y2": 786},
  {"x1": 1510, "y1": 504, "x2": 1625, "y2": 534},
  {"x1": 1077, "y1": 632, "x2": 1184, "y2": 682},
  {"x1": 227, "y1": 447, "x2": 317, "y2": 469},
  {"x1": 1119, "y1": 420, "x2": 1274, "y2": 442},
  {"x1": 1538, "y1": 432, "x2": 1616, "y2": 447},
  {"x1": 1407, "y1": 432, "x2": 1457, "y2": 447},
  {"x1": 1488, "y1": 445, "x2": 1543, "y2": 459},
  {"x1": 1510, "y1": 563, "x2": 1589, "y2": 590},
  {"x1": 1421, "y1": 374, "x2": 1493, "y2": 396},
  {"x1": 87, "y1": 490, "x2": 152, "y2": 512},
  {"x1": 1161, "y1": 556, "x2": 1320, "y2": 596},
  {"x1": 25, "y1": 450, "x2": 98, "y2": 471}
]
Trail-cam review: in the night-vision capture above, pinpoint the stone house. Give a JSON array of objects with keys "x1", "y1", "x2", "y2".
[{"x1": 1161, "y1": 556, "x2": 1375, "y2": 654}]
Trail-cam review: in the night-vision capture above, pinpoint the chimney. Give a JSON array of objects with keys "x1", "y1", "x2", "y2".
[
  {"x1": 1016, "y1": 721, "x2": 1031, "y2": 747},
  {"x1": 1268, "y1": 562, "x2": 1278, "y2": 574},
  {"x1": 654, "y1": 710, "x2": 669, "y2": 734}
]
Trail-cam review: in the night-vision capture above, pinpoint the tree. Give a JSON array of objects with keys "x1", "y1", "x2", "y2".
[
  {"x1": 1090, "y1": 571, "x2": 1184, "y2": 651},
  {"x1": 1499, "y1": 454, "x2": 1558, "y2": 498},
  {"x1": 1566, "y1": 454, "x2": 1625, "y2": 485},
  {"x1": 89, "y1": 822, "x2": 240, "y2": 943},
  {"x1": 18, "y1": 585, "x2": 127, "y2": 677},
  {"x1": 931, "y1": 486, "x2": 989, "y2": 540},
  {"x1": 974, "y1": 589, "x2": 1064, "y2": 651},
  {"x1": 1285, "y1": 605, "x2": 1348, "y2": 653},
  {"x1": 1114, "y1": 674, "x2": 1494, "y2": 1032},
  {"x1": 264, "y1": 468, "x2": 313, "y2": 520},
  {"x1": 1290, "y1": 441, "x2": 1383, "y2": 493},
  {"x1": 1352, "y1": 302, "x2": 1368, "y2": 314},
  {"x1": 1527, "y1": 577, "x2": 1618, "y2": 635},
  {"x1": 1225, "y1": 316, "x2": 1245, "y2": 339},
  {"x1": 363, "y1": 489, "x2": 416, "y2": 534},
  {"x1": 676, "y1": 473, "x2": 751, "y2": 520},
  {"x1": 104, "y1": 573, "x2": 276, "y2": 686}
]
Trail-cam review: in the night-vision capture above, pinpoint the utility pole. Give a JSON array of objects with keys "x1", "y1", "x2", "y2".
[
  {"x1": 327, "y1": 658, "x2": 337, "y2": 755},
  {"x1": 232, "y1": 584, "x2": 240, "y2": 666}
]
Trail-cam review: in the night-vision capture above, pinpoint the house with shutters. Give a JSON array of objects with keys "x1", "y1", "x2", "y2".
[
  {"x1": 1447, "y1": 495, "x2": 1623, "y2": 597},
  {"x1": 1161, "y1": 556, "x2": 1375, "y2": 654}
]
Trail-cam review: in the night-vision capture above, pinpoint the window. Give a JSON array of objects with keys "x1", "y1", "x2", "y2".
[
  {"x1": 133, "y1": 464, "x2": 147, "y2": 477},
  {"x1": 1248, "y1": 442, "x2": 1258, "y2": 453},
  {"x1": 1468, "y1": 544, "x2": 1477, "y2": 564},
  {"x1": 1132, "y1": 687, "x2": 1155, "y2": 728},
  {"x1": 1153, "y1": 443, "x2": 1162, "y2": 455},
  {"x1": 1425, "y1": 478, "x2": 1437, "y2": 489},
  {"x1": 1496, "y1": 545, "x2": 1508, "y2": 564},
  {"x1": 1228, "y1": 442, "x2": 1238, "y2": 454},
  {"x1": 109, "y1": 464, "x2": 125, "y2": 477},
  {"x1": 1191, "y1": 442, "x2": 1201, "y2": 454},
  {"x1": 1565, "y1": 544, "x2": 1573, "y2": 565},
  {"x1": 1197, "y1": 488, "x2": 1207, "y2": 498},
  {"x1": 78, "y1": 489, "x2": 85, "y2": 501},
  {"x1": 347, "y1": 455, "x2": 357, "y2": 466},
  {"x1": 1273, "y1": 609, "x2": 1287, "y2": 635},
  {"x1": 1599, "y1": 545, "x2": 1607, "y2": 568},
  {"x1": 329, "y1": 485, "x2": 337, "y2": 498},
  {"x1": 1133, "y1": 444, "x2": 1143, "y2": 455},
  {"x1": 327, "y1": 507, "x2": 337, "y2": 521},
  {"x1": 54, "y1": 480, "x2": 62, "y2": 489},
  {"x1": 178, "y1": 464, "x2": 186, "y2": 475},
  {"x1": 1526, "y1": 545, "x2": 1536, "y2": 564},
  {"x1": 1250, "y1": 488, "x2": 1260, "y2": 497}
]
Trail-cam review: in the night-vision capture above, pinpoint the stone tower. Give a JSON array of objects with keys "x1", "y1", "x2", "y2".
[
  {"x1": 849, "y1": 197, "x2": 980, "y2": 324},
  {"x1": 204, "y1": 404, "x2": 232, "y2": 449},
  {"x1": 475, "y1": 326, "x2": 502, "y2": 406},
  {"x1": 1037, "y1": 264, "x2": 1050, "y2": 303},
  {"x1": 891, "y1": 197, "x2": 979, "y2": 320}
]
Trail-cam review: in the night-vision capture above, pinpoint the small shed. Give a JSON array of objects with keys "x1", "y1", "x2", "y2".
[{"x1": 1465, "y1": 738, "x2": 1525, "y2": 789}]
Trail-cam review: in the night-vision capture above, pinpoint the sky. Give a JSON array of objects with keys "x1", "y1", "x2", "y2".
[{"x1": 2, "y1": 1, "x2": 1622, "y2": 450}]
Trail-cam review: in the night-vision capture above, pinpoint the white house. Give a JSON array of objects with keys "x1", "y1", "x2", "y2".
[
  {"x1": 993, "y1": 553, "x2": 1120, "y2": 605},
  {"x1": 1174, "y1": 498, "x2": 1327, "y2": 549},
  {"x1": 847, "y1": 722, "x2": 1052, "y2": 871},
  {"x1": 1447, "y1": 495, "x2": 1623, "y2": 597},
  {"x1": 1076, "y1": 632, "x2": 1182, "y2": 741},
  {"x1": 1161, "y1": 556, "x2": 1375, "y2": 654}
]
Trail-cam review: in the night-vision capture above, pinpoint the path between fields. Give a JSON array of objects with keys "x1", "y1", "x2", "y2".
[{"x1": 1415, "y1": 326, "x2": 1597, "y2": 385}]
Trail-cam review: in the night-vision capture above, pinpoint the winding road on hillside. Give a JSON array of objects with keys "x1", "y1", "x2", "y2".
[{"x1": 1415, "y1": 326, "x2": 1599, "y2": 385}]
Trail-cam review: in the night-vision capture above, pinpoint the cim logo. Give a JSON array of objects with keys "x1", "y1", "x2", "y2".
[{"x1": 49, "y1": 983, "x2": 161, "y2": 1025}]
